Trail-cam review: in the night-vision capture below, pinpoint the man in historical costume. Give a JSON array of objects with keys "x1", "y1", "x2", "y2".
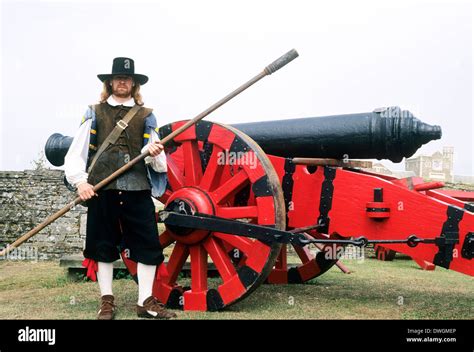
[{"x1": 64, "y1": 57, "x2": 176, "y2": 320}]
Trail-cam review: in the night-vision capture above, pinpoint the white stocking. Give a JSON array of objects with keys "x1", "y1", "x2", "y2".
[
  {"x1": 97, "y1": 262, "x2": 114, "y2": 297},
  {"x1": 137, "y1": 262, "x2": 157, "y2": 306}
]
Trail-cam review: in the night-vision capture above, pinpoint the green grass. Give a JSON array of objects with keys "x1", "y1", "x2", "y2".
[{"x1": 0, "y1": 257, "x2": 472, "y2": 319}]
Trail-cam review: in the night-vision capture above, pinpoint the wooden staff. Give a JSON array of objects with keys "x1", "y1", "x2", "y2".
[{"x1": 0, "y1": 49, "x2": 299, "y2": 257}]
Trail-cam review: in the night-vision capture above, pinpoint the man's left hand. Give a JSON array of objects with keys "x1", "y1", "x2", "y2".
[{"x1": 148, "y1": 141, "x2": 164, "y2": 157}]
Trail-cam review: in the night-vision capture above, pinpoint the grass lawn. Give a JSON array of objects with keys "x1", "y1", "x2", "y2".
[{"x1": 0, "y1": 257, "x2": 472, "y2": 319}]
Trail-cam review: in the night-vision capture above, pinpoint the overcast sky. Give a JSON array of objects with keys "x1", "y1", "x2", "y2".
[{"x1": 1, "y1": 0, "x2": 472, "y2": 174}]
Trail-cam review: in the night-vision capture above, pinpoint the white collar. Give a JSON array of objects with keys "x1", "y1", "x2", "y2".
[{"x1": 107, "y1": 95, "x2": 135, "y2": 107}]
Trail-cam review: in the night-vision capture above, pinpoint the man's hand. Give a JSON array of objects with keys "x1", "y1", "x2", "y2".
[
  {"x1": 148, "y1": 141, "x2": 164, "y2": 157},
  {"x1": 77, "y1": 182, "x2": 97, "y2": 201}
]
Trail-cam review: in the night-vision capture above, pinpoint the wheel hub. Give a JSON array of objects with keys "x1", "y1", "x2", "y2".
[{"x1": 164, "y1": 187, "x2": 215, "y2": 244}]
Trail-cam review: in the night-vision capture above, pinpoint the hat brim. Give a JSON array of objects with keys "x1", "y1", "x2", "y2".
[{"x1": 97, "y1": 73, "x2": 148, "y2": 85}]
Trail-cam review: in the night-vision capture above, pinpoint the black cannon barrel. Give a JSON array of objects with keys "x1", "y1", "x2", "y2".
[
  {"x1": 231, "y1": 106, "x2": 441, "y2": 162},
  {"x1": 44, "y1": 106, "x2": 441, "y2": 167}
]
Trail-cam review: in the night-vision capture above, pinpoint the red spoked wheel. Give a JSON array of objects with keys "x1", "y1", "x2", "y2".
[
  {"x1": 122, "y1": 120, "x2": 285, "y2": 311},
  {"x1": 267, "y1": 231, "x2": 345, "y2": 284}
]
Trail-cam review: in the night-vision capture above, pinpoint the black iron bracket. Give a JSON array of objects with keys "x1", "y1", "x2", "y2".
[
  {"x1": 158, "y1": 211, "x2": 437, "y2": 248},
  {"x1": 433, "y1": 205, "x2": 463, "y2": 269}
]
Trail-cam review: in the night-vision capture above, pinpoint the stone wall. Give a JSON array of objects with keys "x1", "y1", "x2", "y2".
[{"x1": 0, "y1": 169, "x2": 86, "y2": 260}]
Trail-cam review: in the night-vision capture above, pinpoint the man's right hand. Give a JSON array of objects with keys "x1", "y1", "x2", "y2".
[{"x1": 77, "y1": 182, "x2": 97, "y2": 201}]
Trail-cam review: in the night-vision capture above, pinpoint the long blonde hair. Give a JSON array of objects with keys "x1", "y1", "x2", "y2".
[{"x1": 100, "y1": 80, "x2": 144, "y2": 106}]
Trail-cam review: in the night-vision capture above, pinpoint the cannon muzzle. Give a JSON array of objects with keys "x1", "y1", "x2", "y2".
[{"x1": 44, "y1": 133, "x2": 74, "y2": 167}]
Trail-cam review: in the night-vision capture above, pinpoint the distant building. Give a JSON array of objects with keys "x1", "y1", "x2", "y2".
[
  {"x1": 369, "y1": 163, "x2": 392, "y2": 175},
  {"x1": 391, "y1": 170, "x2": 416, "y2": 178},
  {"x1": 405, "y1": 147, "x2": 454, "y2": 182},
  {"x1": 365, "y1": 163, "x2": 415, "y2": 179}
]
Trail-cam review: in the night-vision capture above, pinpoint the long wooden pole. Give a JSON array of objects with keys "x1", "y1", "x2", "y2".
[{"x1": 0, "y1": 49, "x2": 299, "y2": 257}]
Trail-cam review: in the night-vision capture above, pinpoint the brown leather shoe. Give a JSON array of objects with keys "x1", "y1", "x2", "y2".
[
  {"x1": 137, "y1": 296, "x2": 177, "y2": 319},
  {"x1": 98, "y1": 295, "x2": 116, "y2": 320}
]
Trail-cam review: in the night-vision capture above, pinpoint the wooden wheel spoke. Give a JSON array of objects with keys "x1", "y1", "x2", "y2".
[
  {"x1": 274, "y1": 245, "x2": 287, "y2": 269},
  {"x1": 167, "y1": 157, "x2": 185, "y2": 190},
  {"x1": 159, "y1": 229, "x2": 175, "y2": 248},
  {"x1": 183, "y1": 140, "x2": 203, "y2": 186},
  {"x1": 213, "y1": 232, "x2": 253, "y2": 255},
  {"x1": 212, "y1": 170, "x2": 249, "y2": 204},
  {"x1": 216, "y1": 206, "x2": 258, "y2": 219},
  {"x1": 189, "y1": 244, "x2": 208, "y2": 291},
  {"x1": 293, "y1": 244, "x2": 313, "y2": 263},
  {"x1": 203, "y1": 237, "x2": 237, "y2": 282},
  {"x1": 167, "y1": 243, "x2": 189, "y2": 284},
  {"x1": 159, "y1": 189, "x2": 173, "y2": 203},
  {"x1": 199, "y1": 145, "x2": 225, "y2": 191}
]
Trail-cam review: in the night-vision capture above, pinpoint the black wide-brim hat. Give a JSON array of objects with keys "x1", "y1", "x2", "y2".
[{"x1": 97, "y1": 57, "x2": 148, "y2": 85}]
